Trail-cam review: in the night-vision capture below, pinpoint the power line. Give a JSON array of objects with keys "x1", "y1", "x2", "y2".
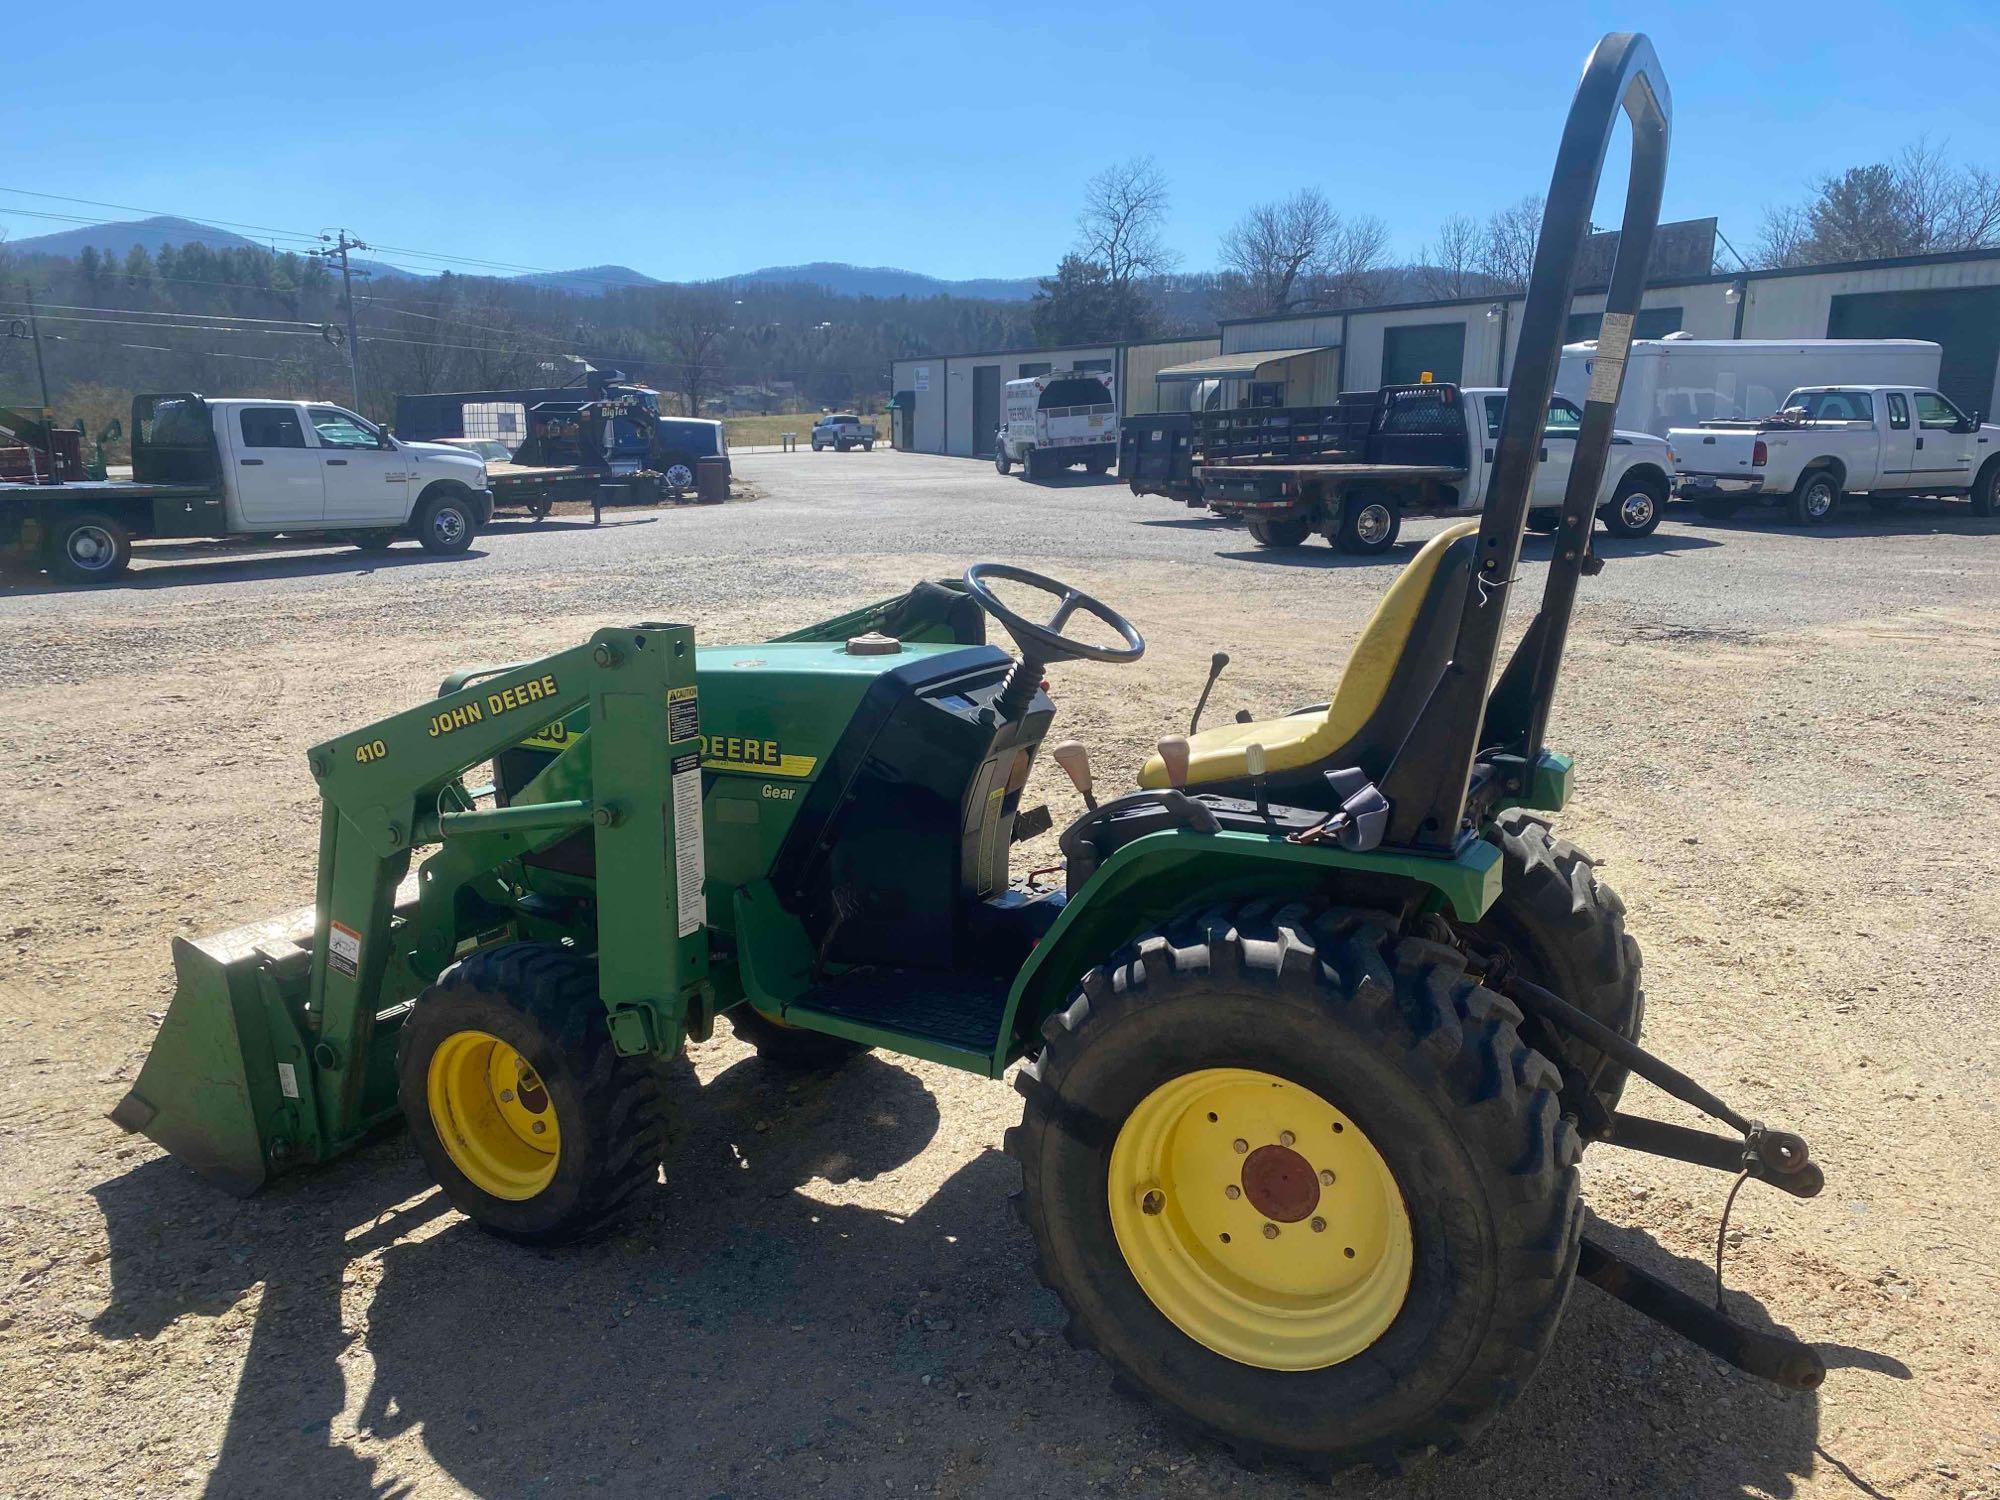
[{"x1": 0, "y1": 186, "x2": 324, "y2": 245}]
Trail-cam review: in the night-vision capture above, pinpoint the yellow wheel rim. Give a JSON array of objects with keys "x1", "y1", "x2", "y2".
[
  {"x1": 426, "y1": 1029, "x2": 561, "y2": 1200},
  {"x1": 1108, "y1": 1067, "x2": 1412, "y2": 1371}
]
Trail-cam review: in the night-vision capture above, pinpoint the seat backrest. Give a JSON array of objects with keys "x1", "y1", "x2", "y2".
[{"x1": 1319, "y1": 519, "x2": 1478, "y2": 774}]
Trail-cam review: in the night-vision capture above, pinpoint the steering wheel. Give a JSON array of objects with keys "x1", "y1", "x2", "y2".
[{"x1": 962, "y1": 563, "x2": 1145, "y2": 666}]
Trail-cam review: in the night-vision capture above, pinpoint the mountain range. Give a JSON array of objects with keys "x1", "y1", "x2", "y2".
[{"x1": 2, "y1": 216, "x2": 1042, "y2": 301}]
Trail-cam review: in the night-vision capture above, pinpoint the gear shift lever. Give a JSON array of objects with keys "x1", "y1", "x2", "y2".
[
  {"x1": 1051, "y1": 740, "x2": 1097, "y2": 811},
  {"x1": 1156, "y1": 735, "x2": 1191, "y2": 791}
]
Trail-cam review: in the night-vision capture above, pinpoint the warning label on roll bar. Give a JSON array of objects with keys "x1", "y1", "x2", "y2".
[
  {"x1": 672, "y1": 751, "x2": 704, "y2": 938},
  {"x1": 1588, "y1": 313, "x2": 1635, "y2": 404}
]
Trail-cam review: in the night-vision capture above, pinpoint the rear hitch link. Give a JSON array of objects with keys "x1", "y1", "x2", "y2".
[{"x1": 1467, "y1": 951, "x2": 1827, "y2": 1390}]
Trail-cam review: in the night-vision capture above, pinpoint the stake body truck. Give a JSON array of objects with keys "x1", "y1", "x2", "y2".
[
  {"x1": 1126, "y1": 382, "x2": 1675, "y2": 552},
  {"x1": 1, "y1": 393, "x2": 492, "y2": 583}
]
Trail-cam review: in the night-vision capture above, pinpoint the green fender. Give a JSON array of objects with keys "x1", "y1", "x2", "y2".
[{"x1": 989, "y1": 828, "x2": 1504, "y2": 1074}]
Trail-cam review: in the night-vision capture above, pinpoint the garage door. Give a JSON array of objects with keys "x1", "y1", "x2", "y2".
[
  {"x1": 971, "y1": 365, "x2": 1000, "y2": 456},
  {"x1": 1828, "y1": 286, "x2": 2000, "y2": 419},
  {"x1": 1382, "y1": 323, "x2": 1466, "y2": 386}
]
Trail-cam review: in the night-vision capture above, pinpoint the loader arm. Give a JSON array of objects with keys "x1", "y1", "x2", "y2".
[{"x1": 114, "y1": 624, "x2": 708, "y2": 1194}]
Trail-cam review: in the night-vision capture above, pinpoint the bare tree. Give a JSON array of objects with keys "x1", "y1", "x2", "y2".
[
  {"x1": 1076, "y1": 157, "x2": 1179, "y2": 288},
  {"x1": 658, "y1": 286, "x2": 732, "y2": 418},
  {"x1": 1220, "y1": 190, "x2": 1388, "y2": 315},
  {"x1": 1755, "y1": 137, "x2": 2000, "y2": 268},
  {"x1": 1415, "y1": 214, "x2": 1488, "y2": 299},
  {"x1": 1480, "y1": 196, "x2": 1545, "y2": 291}
]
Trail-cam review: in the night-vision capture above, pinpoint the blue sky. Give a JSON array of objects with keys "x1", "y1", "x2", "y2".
[{"x1": 4, "y1": 1, "x2": 1997, "y2": 284}]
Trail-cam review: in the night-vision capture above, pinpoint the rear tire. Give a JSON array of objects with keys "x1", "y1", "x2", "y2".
[
  {"x1": 415, "y1": 486, "x2": 478, "y2": 554},
  {"x1": 398, "y1": 943, "x2": 667, "y2": 1245},
  {"x1": 1335, "y1": 494, "x2": 1401, "y2": 555},
  {"x1": 1247, "y1": 517, "x2": 1311, "y2": 548},
  {"x1": 1789, "y1": 469, "x2": 1840, "y2": 526},
  {"x1": 728, "y1": 1005, "x2": 871, "y2": 1068},
  {"x1": 1472, "y1": 810, "x2": 1644, "y2": 1115},
  {"x1": 45, "y1": 510, "x2": 133, "y2": 583},
  {"x1": 1009, "y1": 903, "x2": 1580, "y2": 1471}
]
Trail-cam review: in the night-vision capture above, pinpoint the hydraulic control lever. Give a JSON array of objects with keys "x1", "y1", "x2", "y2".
[
  {"x1": 1189, "y1": 652, "x2": 1229, "y2": 733},
  {"x1": 1050, "y1": 740, "x2": 1097, "y2": 811}
]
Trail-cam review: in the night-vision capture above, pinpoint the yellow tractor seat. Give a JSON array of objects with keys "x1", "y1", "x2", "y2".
[{"x1": 1139, "y1": 520, "x2": 1480, "y2": 799}]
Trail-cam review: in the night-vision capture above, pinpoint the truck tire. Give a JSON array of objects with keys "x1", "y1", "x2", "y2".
[
  {"x1": 812, "y1": 438, "x2": 824, "y2": 452},
  {"x1": 1599, "y1": 475, "x2": 1664, "y2": 538},
  {"x1": 1008, "y1": 902, "x2": 1580, "y2": 1471},
  {"x1": 728, "y1": 1004, "x2": 871, "y2": 1069},
  {"x1": 1022, "y1": 447, "x2": 1042, "y2": 481},
  {"x1": 995, "y1": 446, "x2": 1012, "y2": 475},
  {"x1": 1335, "y1": 494, "x2": 1401, "y2": 555},
  {"x1": 46, "y1": 511, "x2": 133, "y2": 583},
  {"x1": 415, "y1": 485, "x2": 479, "y2": 554},
  {"x1": 863, "y1": 440, "x2": 874, "y2": 452},
  {"x1": 1471, "y1": 810, "x2": 1643, "y2": 1115},
  {"x1": 1973, "y1": 457, "x2": 1999, "y2": 518},
  {"x1": 1085, "y1": 454, "x2": 1110, "y2": 475},
  {"x1": 1248, "y1": 517, "x2": 1311, "y2": 548},
  {"x1": 1788, "y1": 469, "x2": 1840, "y2": 526},
  {"x1": 1694, "y1": 496, "x2": 1740, "y2": 520},
  {"x1": 660, "y1": 456, "x2": 697, "y2": 490},
  {"x1": 398, "y1": 942, "x2": 668, "y2": 1245}
]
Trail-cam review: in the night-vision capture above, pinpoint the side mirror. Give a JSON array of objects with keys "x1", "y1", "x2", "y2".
[{"x1": 105, "y1": 417, "x2": 124, "y2": 441}]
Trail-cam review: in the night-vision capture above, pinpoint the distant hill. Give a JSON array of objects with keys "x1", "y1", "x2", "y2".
[
  {"x1": 2, "y1": 216, "x2": 1041, "y2": 301},
  {"x1": 733, "y1": 261, "x2": 1039, "y2": 301}
]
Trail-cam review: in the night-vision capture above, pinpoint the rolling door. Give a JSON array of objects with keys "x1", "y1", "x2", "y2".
[{"x1": 1828, "y1": 287, "x2": 2000, "y2": 418}]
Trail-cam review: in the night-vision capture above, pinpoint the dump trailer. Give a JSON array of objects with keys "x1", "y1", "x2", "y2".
[{"x1": 115, "y1": 35, "x2": 1833, "y2": 1471}]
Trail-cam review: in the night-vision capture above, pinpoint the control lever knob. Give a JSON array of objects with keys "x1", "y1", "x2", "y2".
[
  {"x1": 1244, "y1": 742, "x2": 1268, "y2": 779},
  {"x1": 1156, "y1": 734, "x2": 1191, "y2": 791},
  {"x1": 1051, "y1": 740, "x2": 1097, "y2": 810}
]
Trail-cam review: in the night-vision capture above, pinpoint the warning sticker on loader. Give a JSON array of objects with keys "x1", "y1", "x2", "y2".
[
  {"x1": 671, "y1": 751, "x2": 705, "y2": 938},
  {"x1": 1587, "y1": 313, "x2": 1635, "y2": 404},
  {"x1": 668, "y1": 685, "x2": 699, "y2": 743},
  {"x1": 328, "y1": 920, "x2": 362, "y2": 979}
]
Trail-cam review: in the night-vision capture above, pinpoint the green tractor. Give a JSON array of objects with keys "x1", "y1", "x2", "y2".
[{"x1": 112, "y1": 34, "x2": 1825, "y2": 1468}]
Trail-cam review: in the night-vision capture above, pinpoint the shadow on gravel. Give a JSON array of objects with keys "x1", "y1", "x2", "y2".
[
  {"x1": 1214, "y1": 529, "x2": 1727, "y2": 569},
  {"x1": 7, "y1": 545, "x2": 488, "y2": 597},
  {"x1": 87, "y1": 1052, "x2": 1883, "y2": 1500},
  {"x1": 1676, "y1": 495, "x2": 2000, "y2": 540}
]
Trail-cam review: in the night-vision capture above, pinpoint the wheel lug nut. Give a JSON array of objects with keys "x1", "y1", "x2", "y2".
[
  {"x1": 1232, "y1": 1138, "x2": 1248, "y2": 1154},
  {"x1": 1224, "y1": 1185, "x2": 1241, "y2": 1200},
  {"x1": 499, "y1": 1089, "x2": 514, "y2": 1103},
  {"x1": 1311, "y1": 1217, "x2": 1326, "y2": 1233},
  {"x1": 1141, "y1": 1189, "x2": 1165, "y2": 1215},
  {"x1": 1262, "y1": 1223, "x2": 1279, "y2": 1239},
  {"x1": 1279, "y1": 1130, "x2": 1295, "y2": 1147},
  {"x1": 1319, "y1": 1169, "x2": 1335, "y2": 1186},
  {"x1": 531, "y1": 1121, "x2": 546, "y2": 1135}
]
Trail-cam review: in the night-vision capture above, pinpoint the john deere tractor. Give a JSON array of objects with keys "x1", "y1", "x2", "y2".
[{"x1": 113, "y1": 35, "x2": 1826, "y2": 1468}]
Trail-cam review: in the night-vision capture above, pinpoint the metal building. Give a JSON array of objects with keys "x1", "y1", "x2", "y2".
[
  {"x1": 888, "y1": 336, "x2": 1219, "y2": 457},
  {"x1": 891, "y1": 248, "x2": 2000, "y2": 452}
]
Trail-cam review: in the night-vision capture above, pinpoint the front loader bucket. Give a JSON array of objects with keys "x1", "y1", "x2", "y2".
[{"x1": 110, "y1": 907, "x2": 319, "y2": 1197}]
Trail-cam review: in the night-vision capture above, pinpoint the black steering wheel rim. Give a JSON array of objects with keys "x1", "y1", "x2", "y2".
[{"x1": 962, "y1": 562, "x2": 1145, "y2": 665}]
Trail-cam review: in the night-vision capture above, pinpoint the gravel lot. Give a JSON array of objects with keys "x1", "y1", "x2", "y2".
[{"x1": 3, "y1": 450, "x2": 1997, "y2": 1499}]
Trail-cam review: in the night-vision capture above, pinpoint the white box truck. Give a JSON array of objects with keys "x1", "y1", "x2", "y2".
[{"x1": 1556, "y1": 336, "x2": 1942, "y2": 439}]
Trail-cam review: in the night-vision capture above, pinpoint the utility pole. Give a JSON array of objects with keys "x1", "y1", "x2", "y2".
[
  {"x1": 21, "y1": 280, "x2": 57, "y2": 477},
  {"x1": 313, "y1": 230, "x2": 368, "y2": 412}
]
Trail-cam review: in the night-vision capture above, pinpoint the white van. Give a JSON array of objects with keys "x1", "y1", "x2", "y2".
[{"x1": 1556, "y1": 337, "x2": 1942, "y2": 439}]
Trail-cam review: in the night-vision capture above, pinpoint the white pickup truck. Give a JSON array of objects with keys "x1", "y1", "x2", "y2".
[
  {"x1": 1671, "y1": 384, "x2": 2000, "y2": 524},
  {"x1": 0, "y1": 393, "x2": 492, "y2": 583},
  {"x1": 1194, "y1": 384, "x2": 1677, "y2": 552},
  {"x1": 810, "y1": 414, "x2": 877, "y2": 452}
]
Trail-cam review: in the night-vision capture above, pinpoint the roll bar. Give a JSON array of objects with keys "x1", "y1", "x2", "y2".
[{"x1": 1378, "y1": 32, "x2": 1671, "y2": 851}]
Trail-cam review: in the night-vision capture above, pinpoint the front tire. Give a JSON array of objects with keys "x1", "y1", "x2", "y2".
[
  {"x1": 1972, "y1": 458, "x2": 1999, "y2": 518},
  {"x1": 1789, "y1": 470, "x2": 1840, "y2": 526},
  {"x1": 415, "y1": 486, "x2": 478, "y2": 554},
  {"x1": 995, "y1": 446, "x2": 1013, "y2": 475},
  {"x1": 1009, "y1": 903, "x2": 1580, "y2": 1470},
  {"x1": 1248, "y1": 517, "x2": 1311, "y2": 548},
  {"x1": 398, "y1": 943, "x2": 667, "y2": 1245},
  {"x1": 46, "y1": 511, "x2": 133, "y2": 583},
  {"x1": 1600, "y1": 477, "x2": 1664, "y2": 538}
]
